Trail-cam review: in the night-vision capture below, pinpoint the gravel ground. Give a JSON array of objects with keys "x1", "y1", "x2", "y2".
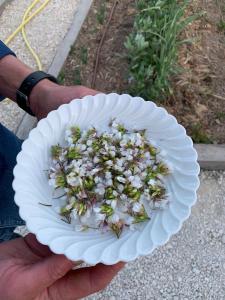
[
  {"x1": 0, "y1": 0, "x2": 80, "y2": 132},
  {"x1": 86, "y1": 171, "x2": 225, "y2": 300}
]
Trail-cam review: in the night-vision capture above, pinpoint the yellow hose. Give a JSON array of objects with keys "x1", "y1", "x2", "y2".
[
  {"x1": 21, "y1": 0, "x2": 43, "y2": 70},
  {"x1": 4, "y1": 0, "x2": 51, "y2": 70}
]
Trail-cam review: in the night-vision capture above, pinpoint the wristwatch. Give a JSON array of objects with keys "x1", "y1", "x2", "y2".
[{"x1": 16, "y1": 71, "x2": 58, "y2": 116}]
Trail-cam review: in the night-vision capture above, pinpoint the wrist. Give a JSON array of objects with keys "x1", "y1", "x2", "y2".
[{"x1": 29, "y1": 79, "x2": 58, "y2": 117}]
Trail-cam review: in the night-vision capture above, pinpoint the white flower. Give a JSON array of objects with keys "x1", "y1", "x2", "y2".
[
  {"x1": 148, "y1": 179, "x2": 156, "y2": 186},
  {"x1": 80, "y1": 209, "x2": 91, "y2": 223},
  {"x1": 127, "y1": 155, "x2": 133, "y2": 161},
  {"x1": 90, "y1": 168, "x2": 100, "y2": 175},
  {"x1": 66, "y1": 173, "x2": 81, "y2": 187},
  {"x1": 105, "y1": 179, "x2": 113, "y2": 186},
  {"x1": 117, "y1": 176, "x2": 126, "y2": 183},
  {"x1": 124, "y1": 170, "x2": 132, "y2": 177},
  {"x1": 95, "y1": 212, "x2": 106, "y2": 222},
  {"x1": 80, "y1": 144, "x2": 87, "y2": 151},
  {"x1": 120, "y1": 140, "x2": 127, "y2": 147},
  {"x1": 118, "y1": 202, "x2": 128, "y2": 212},
  {"x1": 146, "y1": 159, "x2": 154, "y2": 166},
  {"x1": 93, "y1": 156, "x2": 100, "y2": 164},
  {"x1": 135, "y1": 138, "x2": 142, "y2": 147},
  {"x1": 114, "y1": 165, "x2": 123, "y2": 172},
  {"x1": 94, "y1": 176, "x2": 100, "y2": 184},
  {"x1": 109, "y1": 150, "x2": 116, "y2": 157},
  {"x1": 121, "y1": 150, "x2": 127, "y2": 156},
  {"x1": 105, "y1": 171, "x2": 112, "y2": 179},
  {"x1": 138, "y1": 162, "x2": 145, "y2": 170},
  {"x1": 93, "y1": 206, "x2": 101, "y2": 213},
  {"x1": 78, "y1": 190, "x2": 87, "y2": 199},
  {"x1": 59, "y1": 155, "x2": 65, "y2": 162},
  {"x1": 120, "y1": 194, "x2": 128, "y2": 201},
  {"x1": 103, "y1": 141, "x2": 109, "y2": 151},
  {"x1": 144, "y1": 152, "x2": 151, "y2": 159},
  {"x1": 111, "y1": 200, "x2": 117, "y2": 209},
  {"x1": 68, "y1": 137, "x2": 73, "y2": 144},
  {"x1": 129, "y1": 175, "x2": 142, "y2": 188},
  {"x1": 65, "y1": 203, "x2": 73, "y2": 210},
  {"x1": 65, "y1": 129, "x2": 72, "y2": 137},
  {"x1": 133, "y1": 148, "x2": 139, "y2": 156},
  {"x1": 116, "y1": 158, "x2": 124, "y2": 167},
  {"x1": 111, "y1": 120, "x2": 118, "y2": 128},
  {"x1": 106, "y1": 160, "x2": 113, "y2": 166},
  {"x1": 108, "y1": 213, "x2": 120, "y2": 224},
  {"x1": 86, "y1": 139, "x2": 92, "y2": 146},
  {"x1": 133, "y1": 166, "x2": 140, "y2": 174},
  {"x1": 117, "y1": 184, "x2": 124, "y2": 192},
  {"x1": 95, "y1": 185, "x2": 105, "y2": 195},
  {"x1": 124, "y1": 215, "x2": 134, "y2": 225},
  {"x1": 109, "y1": 145, "x2": 116, "y2": 151},
  {"x1": 87, "y1": 147, "x2": 93, "y2": 153},
  {"x1": 69, "y1": 196, "x2": 76, "y2": 203},
  {"x1": 115, "y1": 132, "x2": 122, "y2": 139},
  {"x1": 132, "y1": 202, "x2": 142, "y2": 213},
  {"x1": 113, "y1": 190, "x2": 118, "y2": 197}
]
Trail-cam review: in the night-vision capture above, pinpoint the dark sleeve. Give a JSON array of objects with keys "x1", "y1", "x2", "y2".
[{"x1": 0, "y1": 41, "x2": 16, "y2": 101}]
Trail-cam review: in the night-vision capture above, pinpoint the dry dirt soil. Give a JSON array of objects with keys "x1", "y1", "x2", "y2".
[{"x1": 61, "y1": 0, "x2": 225, "y2": 144}]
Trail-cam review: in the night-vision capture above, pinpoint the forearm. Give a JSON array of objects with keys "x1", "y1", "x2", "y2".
[{"x1": 0, "y1": 55, "x2": 32, "y2": 101}]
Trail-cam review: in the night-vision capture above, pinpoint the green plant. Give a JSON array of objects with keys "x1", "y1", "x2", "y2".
[
  {"x1": 125, "y1": 0, "x2": 197, "y2": 101},
  {"x1": 216, "y1": 111, "x2": 225, "y2": 121},
  {"x1": 96, "y1": 2, "x2": 106, "y2": 25},
  {"x1": 57, "y1": 71, "x2": 65, "y2": 84},
  {"x1": 217, "y1": 19, "x2": 225, "y2": 31},
  {"x1": 191, "y1": 123, "x2": 212, "y2": 144},
  {"x1": 79, "y1": 46, "x2": 88, "y2": 65},
  {"x1": 69, "y1": 45, "x2": 76, "y2": 55},
  {"x1": 73, "y1": 68, "x2": 82, "y2": 85}
]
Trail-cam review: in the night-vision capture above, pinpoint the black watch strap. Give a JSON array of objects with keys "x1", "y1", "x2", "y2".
[{"x1": 16, "y1": 71, "x2": 58, "y2": 116}]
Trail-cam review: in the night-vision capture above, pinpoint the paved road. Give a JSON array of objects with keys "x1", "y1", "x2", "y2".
[{"x1": 87, "y1": 171, "x2": 225, "y2": 299}]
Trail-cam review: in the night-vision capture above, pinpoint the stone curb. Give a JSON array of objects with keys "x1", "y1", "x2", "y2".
[
  {"x1": 14, "y1": 0, "x2": 225, "y2": 170},
  {"x1": 194, "y1": 144, "x2": 225, "y2": 170}
]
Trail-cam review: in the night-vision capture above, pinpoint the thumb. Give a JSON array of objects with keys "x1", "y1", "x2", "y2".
[{"x1": 26, "y1": 254, "x2": 74, "y2": 294}]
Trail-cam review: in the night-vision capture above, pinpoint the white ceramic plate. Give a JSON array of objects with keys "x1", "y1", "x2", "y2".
[{"x1": 13, "y1": 93, "x2": 200, "y2": 265}]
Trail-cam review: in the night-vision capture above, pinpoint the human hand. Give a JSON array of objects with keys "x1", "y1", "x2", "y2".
[
  {"x1": 30, "y1": 81, "x2": 99, "y2": 120},
  {"x1": 0, "y1": 233, "x2": 124, "y2": 300}
]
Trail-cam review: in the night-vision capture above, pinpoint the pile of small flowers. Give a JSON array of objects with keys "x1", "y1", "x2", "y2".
[{"x1": 48, "y1": 120, "x2": 170, "y2": 237}]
